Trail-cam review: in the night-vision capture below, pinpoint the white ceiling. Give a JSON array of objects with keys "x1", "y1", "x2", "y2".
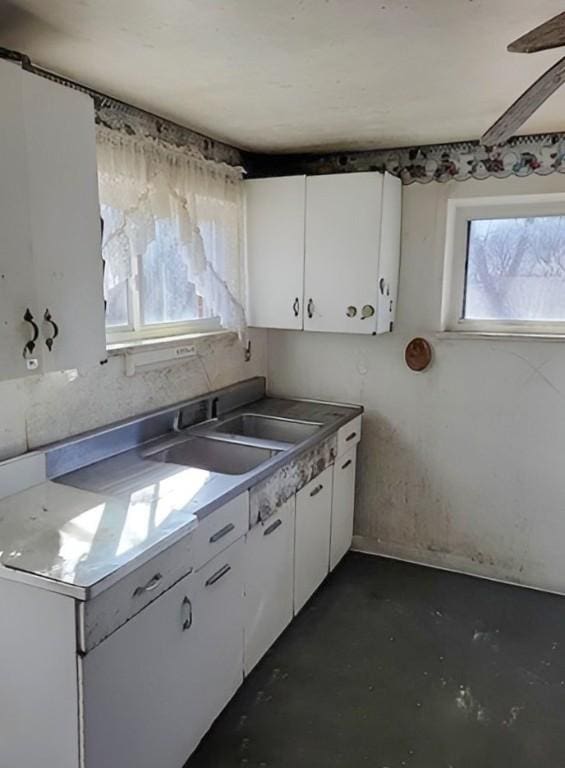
[{"x1": 0, "y1": 0, "x2": 564, "y2": 152}]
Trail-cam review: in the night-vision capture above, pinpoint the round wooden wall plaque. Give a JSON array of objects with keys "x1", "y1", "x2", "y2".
[{"x1": 405, "y1": 337, "x2": 432, "y2": 372}]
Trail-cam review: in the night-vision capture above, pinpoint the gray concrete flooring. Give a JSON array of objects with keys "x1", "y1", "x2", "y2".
[{"x1": 185, "y1": 552, "x2": 565, "y2": 767}]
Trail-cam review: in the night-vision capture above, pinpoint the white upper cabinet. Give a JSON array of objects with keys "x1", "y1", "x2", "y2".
[
  {"x1": 245, "y1": 175, "x2": 306, "y2": 330},
  {"x1": 0, "y1": 62, "x2": 38, "y2": 381},
  {"x1": 305, "y1": 171, "x2": 401, "y2": 334},
  {"x1": 0, "y1": 60, "x2": 106, "y2": 381},
  {"x1": 245, "y1": 171, "x2": 401, "y2": 334}
]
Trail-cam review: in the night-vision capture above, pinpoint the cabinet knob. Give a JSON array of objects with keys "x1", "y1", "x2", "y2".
[
  {"x1": 43, "y1": 309, "x2": 59, "y2": 352},
  {"x1": 361, "y1": 305, "x2": 375, "y2": 319},
  {"x1": 293, "y1": 297, "x2": 300, "y2": 317},
  {"x1": 346, "y1": 305, "x2": 357, "y2": 318},
  {"x1": 307, "y1": 298, "x2": 314, "y2": 319}
]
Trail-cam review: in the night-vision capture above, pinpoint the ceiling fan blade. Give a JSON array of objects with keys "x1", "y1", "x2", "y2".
[
  {"x1": 508, "y1": 11, "x2": 565, "y2": 53},
  {"x1": 481, "y1": 56, "x2": 565, "y2": 146}
]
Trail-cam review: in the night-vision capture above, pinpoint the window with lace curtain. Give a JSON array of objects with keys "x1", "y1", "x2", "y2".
[{"x1": 97, "y1": 126, "x2": 247, "y2": 343}]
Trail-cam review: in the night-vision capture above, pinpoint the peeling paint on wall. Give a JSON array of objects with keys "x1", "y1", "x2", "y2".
[{"x1": 250, "y1": 436, "x2": 336, "y2": 526}]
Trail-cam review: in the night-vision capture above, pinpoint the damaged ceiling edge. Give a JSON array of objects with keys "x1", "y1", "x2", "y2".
[{"x1": 4, "y1": 45, "x2": 565, "y2": 186}]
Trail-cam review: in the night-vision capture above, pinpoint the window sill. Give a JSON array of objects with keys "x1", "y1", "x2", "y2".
[
  {"x1": 107, "y1": 330, "x2": 237, "y2": 376},
  {"x1": 107, "y1": 330, "x2": 235, "y2": 355},
  {"x1": 436, "y1": 331, "x2": 565, "y2": 342}
]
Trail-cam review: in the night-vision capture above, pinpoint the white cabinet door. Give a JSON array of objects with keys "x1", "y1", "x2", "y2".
[
  {"x1": 0, "y1": 60, "x2": 39, "y2": 380},
  {"x1": 294, "y1": 466, "x2": 333, "y2": 613},
  {"x1": 245, "y1": 176, "x2": 305, "y2": 330},
  {"x1": 0, "y1": 578, "x2": 79, "y2": 768},
  {"x1": 191, "y1": 536, "x2": 245, "y2": 737},
  {"x1": 244, "y1": 497, "x2": 295, "y2": 675},
  {"x1": 22, "y1": 69, "x2": 106, "y2": 373},
  {"x1": 304, "y1": 172, "x2": 400, "y2": 334},
  {"x1": 330, "y1": 446, "x2": 357, "y2": 571},
  {"x1": 82, "y1": 569, "x2": 202, "y2": 768}
]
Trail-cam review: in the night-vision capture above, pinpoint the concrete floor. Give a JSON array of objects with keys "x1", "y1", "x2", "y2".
[{"x1": 185, "y1": 552, "x2": 565, "y2": 768}]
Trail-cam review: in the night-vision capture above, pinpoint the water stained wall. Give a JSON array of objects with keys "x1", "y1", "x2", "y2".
[{"x1": 267, "y1": 172, "x2": 565, "y2": 595}]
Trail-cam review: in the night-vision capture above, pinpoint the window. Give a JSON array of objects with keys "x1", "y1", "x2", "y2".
[
  {"x1": 102, "y1": 206, "x2": 217, "y2": 340},
  {"x1": 97, "y1": 127, "x2": 247, "y2": 344},
  {"x1": 443, "y1": 194, "x2": 565, "y2": 335}
]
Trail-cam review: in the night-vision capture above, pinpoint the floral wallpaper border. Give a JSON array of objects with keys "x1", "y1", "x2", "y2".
[{"x1": 247, "y1": 133, "x2": 565, "y2": 185}]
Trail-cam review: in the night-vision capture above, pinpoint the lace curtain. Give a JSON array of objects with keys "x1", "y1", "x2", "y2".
[{"x1": 96, "y1": 125, "x2": 247, "y2": 337}]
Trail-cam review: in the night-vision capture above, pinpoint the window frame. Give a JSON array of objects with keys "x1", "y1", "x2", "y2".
[
  {"x1": 442, "y1": 193, "x2": 565, "y2": 335},
  {"x1": 105, "y1": 249, "x2": 222, "y2": 344}
]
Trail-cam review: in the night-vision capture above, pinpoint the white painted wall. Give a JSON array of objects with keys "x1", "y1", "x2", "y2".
[
  {"x1": 268, "y1": 173, "x2": 565, "y2": 594},
  {"x1": 0, "y1": 330, "x2": 267, "y2": 460}
]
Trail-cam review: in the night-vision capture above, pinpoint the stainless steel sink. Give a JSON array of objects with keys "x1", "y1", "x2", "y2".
[
  {"x1": 210, "y1": 414, "x2": 323, "y2": 444},
  {"x1": 147, "y1": 436, "x2": 280, "y2": 475}
]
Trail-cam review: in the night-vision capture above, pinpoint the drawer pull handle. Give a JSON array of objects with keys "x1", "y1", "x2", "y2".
[
  {"x1": 205, "y1": 563, "x2": 231, "y2": 587},
  {"x1": 345, "y1": 431, "x2": 357, "y2": 442},
  {"x1": 342, "y1": 459, "x2": 352, "y2": 469},
  {"x1": 264, "y1": 519, "x2": 283, "y2": 536},
  {"x1": 209, "y1": 523, "x2": 235, "y2": 543},
  {"x1": 310, "y1": 484, "x2": 323, "y2": 498},
  {"x1": 181, "y1": 596, "x2": 193, "y2": 631},
  {"x1": 133, "y1": 572, "x2": 163, "y2": 597}
]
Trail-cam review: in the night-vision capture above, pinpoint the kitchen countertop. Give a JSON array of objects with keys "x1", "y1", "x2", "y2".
[{"x1": 0, "y1": 393, "x2": 361, "y2": 600}]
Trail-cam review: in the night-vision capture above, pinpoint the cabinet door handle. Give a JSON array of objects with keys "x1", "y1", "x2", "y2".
[
  {"x1": 133, "y1": 572, "x2": 163, "y2": 597},
  {"x1": 209, "y1": 523, "x2": 235, "y2": 544},
  {"x1": 264, "y1": 518, "x2": 283, "y2": 536},
  {"x1": 342, "y1": 459, "x2": 352, "y2": 469},
  {"x1": 23, "y1": 308, "x2": 39, "y2": 358},
  {"x1": 345, "y1": 431, "x2": 357, "y2": 442},
  {"x1": 310, "y1": 484, "x2": 323, "y2": 497},
  {"x1": 293, "y1": 297, "x2": 300, "y2": 317},
  {"x1": 307, "y1": 298, "x2": 314, "y2": 319},
  {"x1": 181, "y1": 596, "x2": 193, "y2": 631},
  {"x1": 43, "y1": 309, "x2": 59, "y2": 351},
  {"x1": 205, "y1": 563, "x2": 231, "y2": 587}
]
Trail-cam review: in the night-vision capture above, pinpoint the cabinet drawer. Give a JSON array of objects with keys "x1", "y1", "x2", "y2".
[
  {"x1": 337, "y1": 415, "x2": 362, "y2": 457},
  {"x1": 80, "y1": 532, "x2": 196, "y2": 653},
  {"x1": 192, "y1": 492, "x2": 249, "y2": 571}
]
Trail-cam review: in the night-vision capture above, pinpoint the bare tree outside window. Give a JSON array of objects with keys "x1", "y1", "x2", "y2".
[{"x1": 465, "y1": 216, "x2": 565, "y2": 322}]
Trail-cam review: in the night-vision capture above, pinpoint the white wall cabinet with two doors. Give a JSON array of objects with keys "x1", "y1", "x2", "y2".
[
  {"x1": 245, "y1": 171, "x2": 401, "y2": 334},
  {"x1": 0, "y1": 58, "x2": 106, "y2": 382}
]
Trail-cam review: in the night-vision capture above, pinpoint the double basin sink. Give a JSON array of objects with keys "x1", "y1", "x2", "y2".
[{"x1": 144, "y1": 414, "x2": 323, "y2": 475}]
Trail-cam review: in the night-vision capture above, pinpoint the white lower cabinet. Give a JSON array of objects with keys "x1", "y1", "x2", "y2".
[
  {"x1": 330, "y1": 446, "x2": 358, "y2": 571},
  {"x1": 191, "y1": 537, "x2": 245, "y2": 735},
  {"x1": 294, "y1": 466, "x2": 333, "y2": 613},
  {"x1": 82, "y1": 569, "x2": 201, "y2": 768},
  {"x1": 82, "y1": 536, "x2": 245, "y2": 768},
  {"x1": 0, "y1": 426, "x2": 362, "y2": 768},
  {"x1": 244, "y1": 497, "x2": 296, "y2": 674}
]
